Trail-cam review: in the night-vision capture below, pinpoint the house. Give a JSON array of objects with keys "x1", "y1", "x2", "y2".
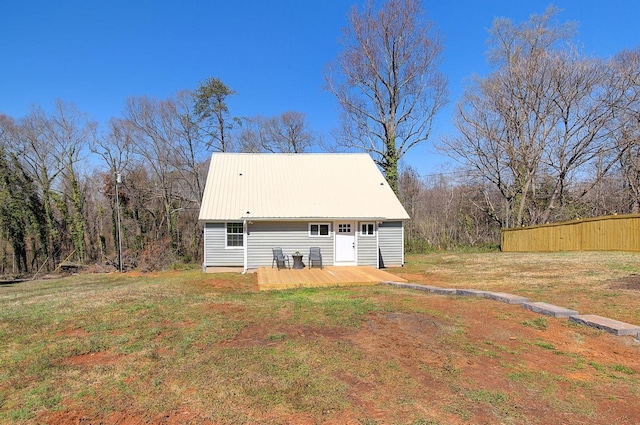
[{"x1": 198, "y1": 153, "x2": 410, "y2": 272}]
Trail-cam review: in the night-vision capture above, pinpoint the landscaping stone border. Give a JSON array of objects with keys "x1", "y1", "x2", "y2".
[
  {"x1": 569, "y1": 315, "x2": 640, "y2": 336},
  {"x1": 380, "y1": 281, "x2": 640, "y2": 341},
  {"x1": 522, "y1": 301, "x2": 578, "y2": 318}
]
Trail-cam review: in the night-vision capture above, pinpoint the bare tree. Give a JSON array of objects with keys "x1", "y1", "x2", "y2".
[
  {"x1": 122, "y1": 92, "x2": 210, "y2": 262},
  {"x1": 398, "y1": 168, "x2": 500, "y2": 250},
  {"x1": 92, "y1": 117, "x2": 135, "y2": 263},
  {"x1": 172, "y1": 90, "x2": 209, "y2": 204},
  {"x1": 14, "y1": 106, "x2": 65, "y2": 268},
  {"x1": 124, "y1": 96, "x2": 181, "y2": 250},
  {"x1": 44, "y1": 100, "x2": 97, "y2": 262},
  {"x1": 442, "y1": 7, "x2": 629, "y2": 227},
  {"x1": 238, "y1": 111, "x2": 315, "y2": 153},
  {"x1": 608, "y1": 48, "x2": 640, "y2": 212},
  {"x1": 326, "y1": 0, "x2": 447, "y2": 193}
]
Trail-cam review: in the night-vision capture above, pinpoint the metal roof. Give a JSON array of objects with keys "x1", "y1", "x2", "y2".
[{"x1": 198, "y1": 153, "x2": 410, "y2": 221}]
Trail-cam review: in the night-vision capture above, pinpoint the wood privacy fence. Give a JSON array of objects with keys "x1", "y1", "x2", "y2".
[{"x1": 501, "y1": 214, "x2": 640, "y2": 252}]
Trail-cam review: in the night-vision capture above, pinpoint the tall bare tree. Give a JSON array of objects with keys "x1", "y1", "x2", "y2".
[
  {"x1": 92, "y1": 117, "x2": 134, "y2": 262},
  {"x1": 173, "y1": 90, "x2": 212, "y2": 204},
  {"x1": 124, "y1": 96, "x2": 180, "y2": 249},
  {"x1": 15, "y1": 107, "x2": 65, "y2": 267},
  {"x1": 442, "y1": 7, "x2": 630, "y2": 227},
  {"x1": 326, "y1": 0, "x2": 447, "y2": 193},
  {"x1": 44, "y1": 100, "x2": 96, "y2": 262},
  {"x1": 608, "y1": 48, "x2": 640, "y2": 212}
]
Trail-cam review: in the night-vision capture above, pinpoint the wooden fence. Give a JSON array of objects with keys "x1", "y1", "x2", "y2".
[{"x1": 501, "y1": 214, "x2": 640, "y2": 252}]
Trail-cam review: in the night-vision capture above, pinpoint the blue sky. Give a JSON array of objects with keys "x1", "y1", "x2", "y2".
[{"x1": 1, "y1": 1, "x2": 639, "y2": 176}]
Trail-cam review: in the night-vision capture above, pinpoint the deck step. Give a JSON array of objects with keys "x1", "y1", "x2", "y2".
[
  {"x1": 483, "y1": 292, "x2": 529, "y2": 304},
  {"x1": 522, "y1": 302, "x2": 578, "y2": 318},
  {"x1": 569, "y1": 314, "x2": 640, "y2": 336}
]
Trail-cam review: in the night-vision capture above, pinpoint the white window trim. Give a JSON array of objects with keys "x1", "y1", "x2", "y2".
[
  {"x1": 225, "y1": 222, "x2": 244, "y2": 248},
  {"x1": 337, "y1": 223, "x2": 352, "y2": 233},
  {"x1": 309, "y1": 222, "x2": 331, "y2": 237},
  {"x1": 360, "y1": 222, "x2": 376, "y2": 236}
]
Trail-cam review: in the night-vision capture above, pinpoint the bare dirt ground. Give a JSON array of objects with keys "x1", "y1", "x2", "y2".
[
  {"x1": 15, "y1": 252, "x2": 640, "y2": 424},
  {"x1": 42, "y1": 299, "x2": 640, "y2": 424}
]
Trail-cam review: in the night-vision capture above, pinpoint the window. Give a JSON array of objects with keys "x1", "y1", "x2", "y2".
[
  {"x1": 309, "y1": 223, "x2": 330, "y2": 237},
  {"x1": 361, "y1": 222, "x2": 375, "y2": 236},
  {"x1": 338, "y1": 223, "x2": 352, "y2": 233},
  {"x1": 226, "y1": 222, "x2": 243, "y2": 247}
]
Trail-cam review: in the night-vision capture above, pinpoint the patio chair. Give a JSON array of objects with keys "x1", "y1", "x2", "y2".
[
  {"x1": 272, "y1": 247, "x2": 290, "y2": 270},
  {"x1": 309, "y1": 247, "x2": 323, "y2": 269}
]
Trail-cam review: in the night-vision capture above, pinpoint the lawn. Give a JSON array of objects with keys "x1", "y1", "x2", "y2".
[{"x1": 1, "y1": 252, "x2": 640, "y2": 424}]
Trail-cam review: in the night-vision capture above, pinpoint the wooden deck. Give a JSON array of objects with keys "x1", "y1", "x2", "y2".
[{"x1": 257, "y1": 266, "x2": 407, "y2": 291}]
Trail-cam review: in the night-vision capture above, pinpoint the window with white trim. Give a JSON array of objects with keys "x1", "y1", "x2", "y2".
[
  {"x1": 338, "y1": 223, "x2": 351, "y2": 233},
  {"x1": 309, "y1": 223, "x2": 330, "y2": 237},
  {"x1": 226, "y1": 222, "x2": 244, "y2": 247},
  {"x1": 360, "y1": 222, "x2": 375, "y2": 236}
]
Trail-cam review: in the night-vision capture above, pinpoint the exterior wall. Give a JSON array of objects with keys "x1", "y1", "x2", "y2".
[
  {"x1": 203, "y1": 222, "x2": 244, "y2": 267},
  {"x1": 378, "y1": 221, "x2": 404, "y2": 267},
  {"x1": 357, "y1": 222, "x2": 378, "y2": 267},
  {"x1": 204, "y1": 220, "x2": 403, "y2": 270},
  {"x1": 247, "y1": 221, "x2": 334, "y2": 269}
]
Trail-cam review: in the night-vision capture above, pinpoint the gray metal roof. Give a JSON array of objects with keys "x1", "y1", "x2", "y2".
[{"x1": 198, "y1": 153, "x2": 410, "y2": 221}]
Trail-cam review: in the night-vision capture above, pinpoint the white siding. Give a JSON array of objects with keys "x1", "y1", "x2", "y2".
[
  {"x1": 247, "y1": 221, "x2": 334, "y2": 269},
  {"x1": 204, "y1": 222, "x2": 244, "y2": 267},
  {"x1": 378, "y1": 221, "x2": 404, "y2": 267}
]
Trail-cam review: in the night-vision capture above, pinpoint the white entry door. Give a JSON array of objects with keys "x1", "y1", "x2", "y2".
[{"x1": 335, "y1": 221, "x2": 356, "y2": 264}]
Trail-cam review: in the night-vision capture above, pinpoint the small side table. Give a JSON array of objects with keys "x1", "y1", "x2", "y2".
[{"x1": 292, "y1": 254, "x2": 304, "y2": 269}]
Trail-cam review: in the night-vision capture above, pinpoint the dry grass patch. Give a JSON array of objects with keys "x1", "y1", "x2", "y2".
[
  {"x1": 395, "y1": 251, "x2": 640, "y2": 324},
  {"x1": 1, "y1": 253, "x2": 640, "y2": 424}
]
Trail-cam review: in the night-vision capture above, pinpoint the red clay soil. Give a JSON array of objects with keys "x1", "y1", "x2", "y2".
[
  {"x1": 41, "y1": 283, "x2": 640, "y2": 424},
  {"x1": 43, "y1": 409, "x2": 216, "y2": 425}
]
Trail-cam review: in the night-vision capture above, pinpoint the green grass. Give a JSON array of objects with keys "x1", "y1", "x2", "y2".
[
  {"x1": 0, "y1": 272, "x2": 389, "y2": 422},
  {"x1": 3, "y1": 252, "x2": 640, "y2": 424},
  {"x1": 533, "y1": 340, "x2": 556, "y2": 350},
  {"x1": 466, "y1": 389, "x2": 522, "y2": 421},
  {"x1": 520, "y1": 317, "x2": 548, "y2": 331}
]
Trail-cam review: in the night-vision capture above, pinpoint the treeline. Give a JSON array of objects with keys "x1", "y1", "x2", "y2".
[
  {"x1": 398, "y1": 163, "x2": 640, "y2": 253},
  {"x1": 2, "y1": 5, "x2": 640, "y2": 273},
  {"x1": 441, "y1": 8, "x2": 640, "y2": 230},
  {"x1": 400, "y1": 9, "x2": 640, "y2": 252},
  {"x1": 0, "y1": 79, "x2": 318, "y2": 275}
]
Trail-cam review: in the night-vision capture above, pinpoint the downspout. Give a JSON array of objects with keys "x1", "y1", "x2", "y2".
[
  {"x1": 202, "y1": 223, "x2": 207, "y2": 273},
  {"x1": 401, "y1": 221, "x2": 405, "y2": 266},
  {"x1": 376, "y1": 222, "x2": 380, "y2": 269},
  {"x1": 242, "y1": 220, "x2": 248, "y2": 274}
]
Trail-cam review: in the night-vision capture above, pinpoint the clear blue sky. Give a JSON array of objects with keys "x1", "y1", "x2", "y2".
[{"x1": 1, "y1": 1, "x2": 638, "y2": 176}]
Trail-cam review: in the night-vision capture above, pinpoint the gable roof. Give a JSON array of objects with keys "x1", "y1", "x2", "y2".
[{"x1": 198, "y1": 153, "x2": 410, "y2": 221}]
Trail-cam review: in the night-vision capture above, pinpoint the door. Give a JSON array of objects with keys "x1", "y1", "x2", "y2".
[{"x1": 335, "y1": 221, "x2": 356, "y2": 264}]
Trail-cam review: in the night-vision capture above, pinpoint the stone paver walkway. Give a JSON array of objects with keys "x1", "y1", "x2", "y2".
[{"x1": 381, "y1": 281, "x2": 640, "y2": 341}]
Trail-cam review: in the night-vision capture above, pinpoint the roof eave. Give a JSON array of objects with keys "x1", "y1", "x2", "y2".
[{"x1": 199, "y1": 216, "x2": 410, "y2": 222}]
